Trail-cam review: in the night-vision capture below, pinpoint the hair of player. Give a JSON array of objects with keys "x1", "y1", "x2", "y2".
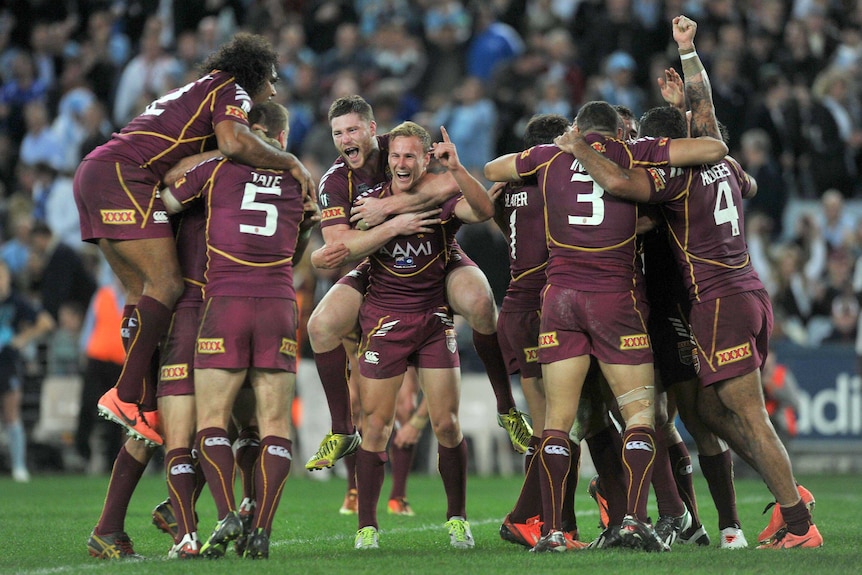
[
  {"x1": 575, "y1": 101, "x2": 623, "y2": 136},
  {"x1": 249, "y1": 101, "x2": 289, "y2": 140},
  {"x1": 200, "y1": 33, "x2": 278, "y2": 99},
  {"x1": 389, "y1": 121, "x2": 431, "y2": 153},
  {"x1": 524, "y1": 114, "x2": 571, "y2": 147},
  {"x1": 638, "y1": 106, "x2": 688, "y2": 139},
  {"x1": 328, "y1": 94, "x2": 375, "y2": 124}
]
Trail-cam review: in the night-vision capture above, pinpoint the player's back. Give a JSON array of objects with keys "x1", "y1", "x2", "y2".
[{"x1": 497, "y1": 179, "x2": 547, "y2": 311}]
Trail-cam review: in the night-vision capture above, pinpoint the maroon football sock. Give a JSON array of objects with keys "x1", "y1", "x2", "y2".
[
  {"x1": 121, "y1": 304, "x2": 135, "y2": 352},
  {"x1": 586, "y1": 426, "x2": 627, "y2": 525},
  {"x1": 96, "y1": 444, "x2": 148, "y2": 534},
  {"x1": 622, "y1": 426, "x2": 657, "y2": 521},
  {"x1": 438, "y1": 439, "x2": 468, "y2": 519},
  {"x1": 252, "y1": 436, "x2": 292, "y2": 533},
  {"x1": 356, "y1": 448, "x2": 387, "y2": 529},
  {"x1": 781, "y1": 498, "x2": 813, "y2": 536},
  {"x1": 235, "y1": 426, "x2": 260, "y2": 502},
  {"x1": 141, "y1": 346, "x2": 159, "y2": 411},
  {"x1": 472, "y1": 331, "x2": 515, "y2": 413},
  {"x1": 699, "y1": 450, "x2": 740, "y2": 529},
  {"x1": 313, "y1": 347, "x2": 353, "y2": 434},
  {"x1": 538, "y1": 429, "x2": 571, "y2": 534},
  {"x1": 651, "y1": 430, "x2": 686, "y2": 517},
  {"x1": 510, "y1": 436, "x2": 542, "y2": 522},
  {"x1": 165, "y1": 448, "x2": 198, "y2": 540},
  {"x1": 668, "y1": 440, "x2": 701, "y2": 527},
  {"x1": 116, "y1": 296, "x2": 171, "y2": 405},
  {"x1": 192, "y1": 453, "x2": 207, "y2": 505},
  {"x1": 561, "y1": 438, "x2": 581, "y2": 532},
  {"x1": 195, "y1": 427, "x2": 236, "y2": 519},
  {"x1": 344, "y1": 451, "x2": 358, "y2": 491},
  {"x1": 388, "y1": 441, "x2": 415, "y2": 500}
]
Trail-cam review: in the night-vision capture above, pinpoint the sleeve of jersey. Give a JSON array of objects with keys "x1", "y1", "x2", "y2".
[
  {"x1": 211, "y1": 78, "x2": 252, "y2": 127},
  {"x1": 318, "y1": 169, "x2": 352, "y2": 228},
  {"x1": 629, "y1": 136, "x2": 672, "y2": 167},
  {"x1": 444, "y1": 194, "x2": 464, "y2": 221},
  {"x1": 513, "y1": 145, "x2": 548, "y2": 178},
  {"x1": 171, "y1": 158, "x2": 219, "y2": 204},
  {"x1": 726, "y1": 156, "x2": 752, "y2": 196}
]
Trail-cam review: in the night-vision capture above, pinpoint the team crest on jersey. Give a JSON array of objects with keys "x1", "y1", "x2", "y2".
[
  {"x1": 445, "y1": 329, "x2": 457, "y2": 353},
  {"x1": 175, "y1": 176, "x2": 187, "y2": 188},
  {"x1": 539, "y1": 332, "x2": 559, "y2": 348},
  {"x1": 225, "y1": 105, "x2": 247, "y2": 121},
  {"x1": 658, "y1": 137, "x2": 669, "y2": 147},
  {"x1": 716, "y1": 342, "x2": 751, "y2": 366},
  {"x1": 524, "y1": 346, "x2": 539, "y2": 363},
  {"x1": 647, "y1": 167, "x2": 667, "y2": 192},
  {"x1": 101, "y1": 209, "x2": 136, "y2": 224},
  {"x1": 620, "y1": 334, "x2": 650, "y2": 350},
  {"x1": 321, "y1": 206, "x2": 345, "y2": 221},
  {"x1": 280, "y1": 338, "x2": 297, "y2": 357},
  {"x1": 160, "y1": 363, "x2": 188, "y2": 381},
  {"x1": 198, "y1": 338, "x2": 225, "y2": 354},
  {"x1": 590, "y1": 141, "x2": 606, "y2": 153}
]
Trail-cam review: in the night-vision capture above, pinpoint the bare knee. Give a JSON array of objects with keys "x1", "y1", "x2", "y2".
[{"x1": 431, "y1": 414, "x2": 461, "y2": 446}]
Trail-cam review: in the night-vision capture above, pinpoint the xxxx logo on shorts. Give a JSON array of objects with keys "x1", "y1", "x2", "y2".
[
  {"x1": 198, "y1": 338, "x2": 225, "y2": 354},
  {"x1": 620, "y1": 333, "x2": 650, "y2": 350},
  {"x1": 225, "y1": 105, "x2": 247, "y2": 120},
  {"x1": 716, "y1": 342, "x2": 751, "y2": 366},
  {"x1": 538, "y1": 332, "x2": 559, "y2": 348},
  {"x1": 101, "y1": 209, "x2": 136, "y2": 224},
  {"x1": 321, "y1": 206, "x2": 345, "y2": 221},
  {"x1": 523, "y1": 346, "x2": 539, "y2": 363},
  {"x1": 160, "y1": 363, "x2": 188, "y2": 381},
  {"x1": 280, "y1": 338, "x2": 297, "y2": 357}
]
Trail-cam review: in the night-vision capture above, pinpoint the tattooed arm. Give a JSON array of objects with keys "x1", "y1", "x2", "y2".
[{"x1": 673, "y1": 15, "x2": 721, "y2": 140}]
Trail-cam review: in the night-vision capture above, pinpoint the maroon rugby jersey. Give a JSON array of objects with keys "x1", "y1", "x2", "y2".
[
  {"x1": 647, "y1": 156, "x2": 764, "y2": 301},
  {"x1": 514, "y1": 134, "x2": 671, "y2": 292},
  {"x1": 169, "y1": 156, "x2": 304, "y2": 299},
  {"x1": 318, "y1": 134, "x2": 391, "y2": 229},
  {"x1": 86, "y1": 71, "x2": 252, "y2": 182},
  {"x1": 365, "y1": 186, "x2": 463, "y2": 312},
  {"x1": 171, "y1": 201, "x2": 207, "y2": 308},
  {"x1": 497, "y1": 180, "x2": 548, "y2": 312}
]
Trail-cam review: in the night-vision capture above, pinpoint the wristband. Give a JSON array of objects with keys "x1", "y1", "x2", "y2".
[
  {"x1": 409, "y1": 413, "x2": 429, "y2": 429},
  {"x1": 679, "y1": 51, "x2": 699, "y2": 60}
]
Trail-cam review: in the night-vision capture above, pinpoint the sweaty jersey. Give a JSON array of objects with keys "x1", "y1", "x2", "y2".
[
  {"x1": 318, "y1": 134, "x2": 391, "y2": 229},
  {"x1": 646, "y1": 157, "x2": 763, "y2": 302},
  {"x1": 86, "y1": 70, "x2": 252, "y2": 182},
  {"x1": 514, "y1": 134, "x2": 671, "y2": 292},
  {"x1": 365, "y1": 184, "x2": 463, "y2": 312},
  {"x1": 169, "y1": 156, "x2": 304, "y2": 299},
  {"x1": 496, "y1": 179, "x2": 547, "y2": 312}
]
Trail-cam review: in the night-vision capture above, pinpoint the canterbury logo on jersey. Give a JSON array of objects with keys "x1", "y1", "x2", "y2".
[
  {"x1": 160, "y1": 364, "x2": 188, "y2": 381},
  {"x1": 204, "y1": 437, "x2": 231, "y2": 447},
  {"x1": 280, "y1": 338, "x2": 297, "y2": 357},
  {"x1": 372, "y1": 320, "x2": 400, "y2": 337},
  {"x1": 543, "y1": 444, "x2": 570, "y2": 456},
  {"x1": 101, "y1": 209, "x2": 136, "y2": 224},
  {"x1": 524, "y1": 347, "x2": 539, "y2": 362},
  {"x1": 225, "y1": 104, "x2": 247, "y2": 120},
  {"x1": 539, "y1": 332, "x2": 559, "y2": 348},
  {"x1": 198, "y1": 338, "x2": 225, "y2": 353},
  {"x1": 625, "y1": 440, "x2": 654, "y2": 452},
  {"x1": 321, "y1": 207, "x2": 345, "y2": 221},
  {"x1": 716, "y1": 342, "x2": 751, "y2": 366},
  {"x1": 170, "y1": 463, "x2": 195, "y2": 475},
  {"x1": 364, "y1": 350, "x2": 380, "y2": 364},
  {"x1": 267, "y1": 445, "x2": 292, "y2": 460},
  {"x1": 620, "y1": 334, "x2": 650, "y2": 350}
]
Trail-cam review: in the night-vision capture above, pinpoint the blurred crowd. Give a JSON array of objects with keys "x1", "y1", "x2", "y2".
[{"x1": 0, "y1": 0, "x2": 862, "y2": 423}]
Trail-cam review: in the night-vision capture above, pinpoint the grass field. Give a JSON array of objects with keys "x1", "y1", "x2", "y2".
[{"x1": 1, "y1": 470, "x2": 856, "y2": 574}]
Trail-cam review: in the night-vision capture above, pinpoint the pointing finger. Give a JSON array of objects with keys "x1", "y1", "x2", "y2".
[{"x1": 440, "y1": 126, "x2": 451, "y2": 143}]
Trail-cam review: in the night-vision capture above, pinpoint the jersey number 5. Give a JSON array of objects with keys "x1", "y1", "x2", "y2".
[{"x1": 240, "y1": 183, "x2": 282, "y2": 237}]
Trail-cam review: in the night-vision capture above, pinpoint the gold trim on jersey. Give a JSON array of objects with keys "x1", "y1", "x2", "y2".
[
  {"x1": 511, "y1": 261, "x2": 548, "y2": 283},
  {"x1": 114, "y1": 162, "x2": 157, "y2": 228}
]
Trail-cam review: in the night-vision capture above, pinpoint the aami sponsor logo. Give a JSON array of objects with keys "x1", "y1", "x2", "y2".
[
  {"x1": 197, "y1": 338, "x2": 225, "y2": 354},
  {"x1": 280, "y1": 338, "x2": 297, "y2": 357},
  {"x1": 160, "y1": 364, "x2": 188, "y2": 381},
  {"x1": 620, "y1": 334, "x2": 650, "y2": 350},
  {"x1": 101, "y1": 209, "x2": 136, "y2": 224},
  {"x1": 715, "y1": 342, "x2": 751, "y2": 366}
]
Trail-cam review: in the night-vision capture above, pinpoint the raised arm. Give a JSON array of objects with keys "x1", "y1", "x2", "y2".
[
  {"x1": 484, "y1": 152, "x2": 521, "y2": 183},
  {"x1": 673, "y1": 15, "x2": 721, "y2": 140},
  {"x1": 434, "y1": 126, "x2": 493, "y2": 223}
]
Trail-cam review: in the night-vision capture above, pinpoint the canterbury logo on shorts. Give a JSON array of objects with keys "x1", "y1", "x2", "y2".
[
  {"x1": 538, "y1": 332, "x2": 559, "y2": 348},
  {"x1": 321, "y1": 206, "x2": 345, "y2": 221},
  {"x1": 197, "y1": 338, "x2": 225, "y2": 354},
  {"x1": 523, "y1": 346, "x2": 539, "y2": 362},
  {"x1": 101, "y1": 209, "x2": 136, "y2": 224},
  {"x1": 280, "y1": 338, "x2": 297, "y2": 357},
  {"x1": 160, "y1": 364, "x2": 188, "y2": 381},
  {"x1": 620, "y1": 334, "x2": 650, "y2": 350},
  {"x1": 716, "y1": 342, "x2": 751, "y2": 366}
]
